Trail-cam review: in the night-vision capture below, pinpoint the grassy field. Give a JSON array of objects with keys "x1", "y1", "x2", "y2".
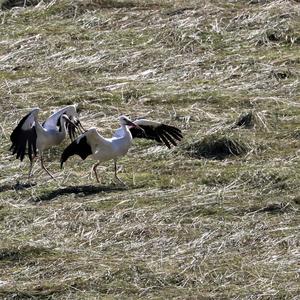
[{"x1": 0, "y1": 0, "x2": 299, "y2": 299}]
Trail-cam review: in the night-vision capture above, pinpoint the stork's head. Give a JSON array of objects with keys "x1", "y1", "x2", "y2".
[
  {"x1": 119, "y1": 115, "x2": 145, "y2": 133},
  {"x1": 119, "y1": 115, "x2": 135, "y2": 126},
  {"x1": 64, "y1": 105, "x2": 79, "y2": 120}
]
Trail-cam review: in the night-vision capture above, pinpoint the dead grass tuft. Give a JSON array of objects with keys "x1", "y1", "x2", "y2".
[
  {"x1": 0, "y1": 0, "x2": 45, "y2": 9},
  {"x1": 270, "y1": 68, "x2": 294, "y2": 80},
  {"x1": 0, "y1": 245, "x2": 54, "y2": 261},
  {"x1": 247, "y1": 202, "x2": 295, "y2": 214},
  {"x1": 233, "y1": 111, "x2": 256, "y2": 129},
  {"x1": 184, "y1": 134, "x2": 250, "y2": 160},
  {"x1": 293, "y1": 195, "x2": 300, "y2": 205},
  {"x1": 292, "y1": 128, "x2": 300, "y2": 139},
  {"x1": 75, "y1": 0, "x2": 162, "y2": 10},
  {"x1": 1, "y1": 0, "x2": 161, "y2": 10},
  {"x1": 51, "y1": 0, "x2": 165, "y2": 19}
]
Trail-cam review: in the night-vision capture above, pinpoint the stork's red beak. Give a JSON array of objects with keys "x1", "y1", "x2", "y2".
[
  {"x1": 126, "y1": 120, "x2": 144, "y2": 132},
  {"x1": 125, "y1": 120, "x2": 137, "y2": 127}
]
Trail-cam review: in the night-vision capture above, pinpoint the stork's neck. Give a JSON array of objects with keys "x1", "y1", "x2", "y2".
[
  {"x1": 121, "y1": 124, "x2": 133, "y2": 140},
  {"x1": 59, "y1": 116, "x2": 67, "y2": 137},
  {"x1": 33, "y1": 110, "x2": 43, "y2": 131}
]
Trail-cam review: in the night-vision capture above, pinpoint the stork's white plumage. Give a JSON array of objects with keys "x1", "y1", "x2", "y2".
[
  {"x1": 61, "y1": 115, "x2": 183, "y2": 184},
  {"x1": 10, "y1": 105, "x2": 84, "y2": 179}
]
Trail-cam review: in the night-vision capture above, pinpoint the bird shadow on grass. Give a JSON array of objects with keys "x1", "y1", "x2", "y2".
[
  {"x1": 30, "y1": 184, "x2": 128, "y2": 202},
  {"x1": 0, "y1": 182, "x2": 37, "y2": 193}
]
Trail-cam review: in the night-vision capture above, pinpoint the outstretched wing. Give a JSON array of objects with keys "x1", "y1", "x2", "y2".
[
  {"x1": 43, "y1": 105, "x2": 81, "y2": 141},
  {"x1": 60, "y1": 135, "x2": 92, "y2": 168},
  {"x1": 129, "y1": 119, "x2": 183, "y2": 149},
  {"x1": 10, "y1": 110, "x2": 37, "y2": 162}
]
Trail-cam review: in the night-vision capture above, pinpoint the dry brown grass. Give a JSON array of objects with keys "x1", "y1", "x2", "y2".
[{"x1": 0, "y1": 0, "x2": 299, "y2": 299}]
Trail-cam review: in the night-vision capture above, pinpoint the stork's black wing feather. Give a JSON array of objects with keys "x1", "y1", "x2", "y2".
[
  {"x1": 56, "y1": 114, "x2": 81, "y2": 141},
  {"x1": 60, "y1": 136, "x2": 92, "y2": 168},
  {"x1": 130, "y1": 122, "x2": 183, "y2": 149},
  {"x1": 65, "y1": 118, "x2": 82, "y2": 141},
  {"x1": 10, "y1": 112, "x2": 37, "y2": 162}
]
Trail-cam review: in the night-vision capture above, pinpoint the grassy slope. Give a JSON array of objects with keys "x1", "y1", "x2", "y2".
[{"x1": 0, "y1": 0, "x2": 299, "y2": 299}]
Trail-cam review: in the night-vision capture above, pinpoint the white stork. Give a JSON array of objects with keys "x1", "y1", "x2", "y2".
[
  {"x1": 60, "y1": 115, "x2": 183, "y2": 184},
  {"x1": 10, "y1": 105, "x2": 84, "y2": 179}
]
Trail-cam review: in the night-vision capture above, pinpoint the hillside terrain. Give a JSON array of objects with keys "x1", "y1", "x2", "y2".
[{"x1": 0, "y1": 0, "x2": 299, "y2": 299}]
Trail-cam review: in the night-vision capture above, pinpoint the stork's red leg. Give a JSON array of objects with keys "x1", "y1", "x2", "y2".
[
  {"x1": 40, "y1": 154, "x2": 55, "y2": 180},
  {"x1": 28, "y1": 155, "x2": 37, "y2": 178},
  {"x1": 114, "y1": 160, "x2": 125, "y2": 185},
  {"x1": 92, "y1": 162, "x2": 100, "y2": 183}
]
